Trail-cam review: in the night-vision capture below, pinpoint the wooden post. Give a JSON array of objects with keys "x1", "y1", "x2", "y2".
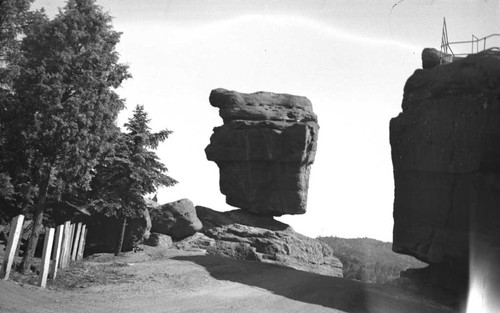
[
  {"x1": 49, "y1": 224, "x2": 64, "y2": 279},
  {"x1": 80, "y1": 228, "x2": 88, "y2": 260},
  {"x1": 38, "y1": 227, "x2": 54, "y2": 288},
  {"x1": 13, "y1": 226, "x2": 23, "y2": 267},
  {"x1": 65, "y1": 223, "x2": 75, "y2": 266},
  {"x1": 71, "y1": 223, "x2": 82, "y2": 261},
  {"x1": 1, "y1": 214, "x2": 24, "y2": 280},
  {"x1": 76, "y1": 224, "x2": 87, "y2": 261},
  {"x1": 59, "y1": 221, "x2": 71, "y2": 269}
]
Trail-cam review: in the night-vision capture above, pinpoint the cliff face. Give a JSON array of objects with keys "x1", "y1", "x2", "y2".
[
  {"x1": 205, "y1": 88, "x2": 319, "y2": 216},
  {"x1": 390, "y1": 50, "x2": 500, "y2": 294}
]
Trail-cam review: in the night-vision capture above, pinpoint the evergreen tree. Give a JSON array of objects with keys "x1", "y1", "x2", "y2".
[
  {"x1": 0, "y1": 0, "x2": 34, "y2": 84},
  {"x1": 2, "y1": 0, "x2": 130, "y2": 273},
  {"x1": 90, "y1": 105, "x2": 177, "y2": 255},
  {"x1": 0, "y1": 0, "x2": 34, "y2": 206}
]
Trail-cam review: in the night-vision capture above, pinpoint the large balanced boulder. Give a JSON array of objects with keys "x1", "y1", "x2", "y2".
[
  {"x1": 149, "y1": 198, "x2": 202, "y2": 240},
  {"x1": 390, "y1": 49, "x2": 500, "y2": 300},
  {"x1": 177, "y1": 206, "x2": 343, "y2": 277},
  {"x1": 205, "y1": 88, "x2": 319, "y2": 216}
]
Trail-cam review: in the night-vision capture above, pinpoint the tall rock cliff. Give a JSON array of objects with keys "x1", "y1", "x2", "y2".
[
  {"x1": 205, "y1": 88, "x2": 319, "y2": 216},
  {"x1": 390, "y1": 50, "x2": 500, "y2": 299}
]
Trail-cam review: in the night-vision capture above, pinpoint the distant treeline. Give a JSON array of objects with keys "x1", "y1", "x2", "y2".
[{"x1": 317, "y1": 236, "x2": 427, "y2": 284}]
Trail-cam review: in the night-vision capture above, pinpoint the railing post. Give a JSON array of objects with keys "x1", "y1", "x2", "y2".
[
  {"x1": 1, "y1": 214, "x2": 25, "y2": 280},
  {"x1": 38, "y1": 227, "x2": 55, "y2": 288}
]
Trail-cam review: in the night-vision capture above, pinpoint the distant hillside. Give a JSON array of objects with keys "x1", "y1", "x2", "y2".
[{"x1": 318, "y1": 236, "x2": 427, "y2": 284}]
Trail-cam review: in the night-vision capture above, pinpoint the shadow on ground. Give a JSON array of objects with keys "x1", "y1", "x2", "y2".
[{"x1": 173, "y1": 254, "x2": 453, "y2": 313}]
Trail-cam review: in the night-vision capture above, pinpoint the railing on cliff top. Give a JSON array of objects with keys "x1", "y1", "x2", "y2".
[{"x1": 440, "y1": 18, "x2": 500, "y2": 64}]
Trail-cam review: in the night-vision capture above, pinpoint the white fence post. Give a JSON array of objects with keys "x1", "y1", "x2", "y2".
[
  {"x1": 65, "y1": 223, "x2": 75, "y2": 266},
  {"x1": 1, "y1": 214, "x2": 25, "y2": 280},
  {"x1": 49, "y1": 224, "x2": 64, "y2": 279},
  {"x1": 71, "y1": 222, "x2": 82, "y2": 261},
  {"x1": 59, "y1": 221, "x2": 71, "y2": 269},
  {"x1": 38, "y1": 227, "x2": 54, "y2": 288},
  {"x1": 76, "y1": 224, "x2": 87, "y2": 261}
]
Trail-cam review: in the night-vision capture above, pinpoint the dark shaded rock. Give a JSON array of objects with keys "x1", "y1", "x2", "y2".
[
  {"x1": 421, "y1": 48, "x2": 451, "y2": 69},
  {"x1": 196, "y1": 206, "x2": 290, "y2": 231},
  {"x1": 205, "y1": 88, "x2": 319, "y2": 216},
  {"x1": 86, "y1": 206, "x2": 151, "y2": 253},
  {"x1": 390, "y1": 50, "x2": 500, "y2": 299},
  {"x1": 185, "y1": 206, "x2": 343, "y2": 277},
  {"x1": 149, "y1": 198, "x2": 202, "y2": 240},
  {"x1": 144, "y1": 232, "x2": 173, "y2": 248}
]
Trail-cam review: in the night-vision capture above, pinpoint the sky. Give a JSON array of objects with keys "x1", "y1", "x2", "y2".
[{"x1": 34, "y1": 0, "x2": 499, "y2": 242}]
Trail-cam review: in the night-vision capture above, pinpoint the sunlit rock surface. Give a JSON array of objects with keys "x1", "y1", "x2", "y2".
[
  {"x1": 205, "y1": 88, "x2": 319, "y2": 216},
  {"x1": 149, "y1": 198, "x2": 202, "y2": 240},
  {"x1": 175, "y1": 206, "x2": 343, "y2": 277},
  {"x1": 390, "y1": 50, "x2": 500, "y2": 300}
]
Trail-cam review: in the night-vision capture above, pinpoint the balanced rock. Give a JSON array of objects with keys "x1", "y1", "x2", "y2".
[
  {"x1": 149, "y1": 198, "x2": 202, "y2": 240},
  {"x1": 186, "y1": 206, "x2": 343, "y2": 277},
  {"x1": 205, "y1": 88, "x2": 319, "y2": 216},
  {"x1": 390, "y1": 50, "x2": 500, "y2": 297}
]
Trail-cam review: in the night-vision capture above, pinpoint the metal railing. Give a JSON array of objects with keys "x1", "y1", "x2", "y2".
[
  {"x1": 440, "y1": 18, "x2": 500, "y2": 64},
  {"x1": 442, "y1": 34, "x2": 500, "y2": 57}
]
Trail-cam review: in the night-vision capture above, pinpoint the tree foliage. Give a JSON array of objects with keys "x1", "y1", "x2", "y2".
[
  {"x1": 0, "y1": 0, "x2": 34, "y2": 209},
  {"x1": 90, "y1": 105, "x2": 177, "y2": 254},
  {"x1": 0, "y1": 0, "x2": 130, "y2": 272},
  {"x1": 0, "y1": 0, "x2": 34, "y2": 84},
  {"x1": 318, "y1": 236, "x2": 427, "y2": 284}
]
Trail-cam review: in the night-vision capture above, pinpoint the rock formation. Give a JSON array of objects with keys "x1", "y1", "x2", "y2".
[
  {"x1": 421, "y1": 48, "x2": 451, "y2": 69},
  {"x1": 205, "y1": 88, "x2": 319, "y2": 216},
  {"x1": 145, "y1": 233, "x2": 173, "y2": 248},
  {"x1": 175, "y1": 206, "x2": 343, "y2": 277},
  {"x1": 149, "y1": 198, "x2": 202, "y2": 240},
  {"x1": 390, "y1": 49, "x2": 500, "y2": 300}
]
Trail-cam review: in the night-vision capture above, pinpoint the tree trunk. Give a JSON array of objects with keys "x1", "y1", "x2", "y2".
[
  {"x1": 115, "y1": 216, "x2": 127, "y2": 256},
  {"x1": 19, "y1": 168, "x2": 52, "y2": 274}
]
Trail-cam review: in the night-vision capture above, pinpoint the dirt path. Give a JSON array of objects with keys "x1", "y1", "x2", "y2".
[{"x1": 0, "y1": 247, "x2": 454, "y2": 313}]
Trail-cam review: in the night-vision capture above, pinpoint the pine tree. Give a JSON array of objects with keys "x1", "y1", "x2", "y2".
[
  {"x1": 1, "y1": 0, "x2": 130, "y2": 273},
  {"x1": 0, "y1": 0, "x2": 34, "y2": 207},
  {"x1": 90, "y1": 105, "x2": 177, "y2": 255}
]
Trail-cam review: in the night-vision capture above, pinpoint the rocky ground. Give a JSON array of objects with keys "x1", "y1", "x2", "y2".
[{"x1": 0, "y1": 245, "x2": 454, "y2": 313}]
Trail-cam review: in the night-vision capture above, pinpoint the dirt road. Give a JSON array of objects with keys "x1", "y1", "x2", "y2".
[{"x1": 0, "y1": 247, "x2": 453, "y2": 313}]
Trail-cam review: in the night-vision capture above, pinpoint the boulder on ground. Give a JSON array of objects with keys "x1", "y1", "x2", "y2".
[
  {"x1": 149, "y1": 198, "x2": 202, "y2": 240},
  {"x1": 174, "y1": 232, "x2": 216, "y2": 252},
  {"x1": 144, "y1": 232, "x2": 173, "y2": 248},
  {"x1": 181, "y1": 206, "x2": 343, "y2": 277}
]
